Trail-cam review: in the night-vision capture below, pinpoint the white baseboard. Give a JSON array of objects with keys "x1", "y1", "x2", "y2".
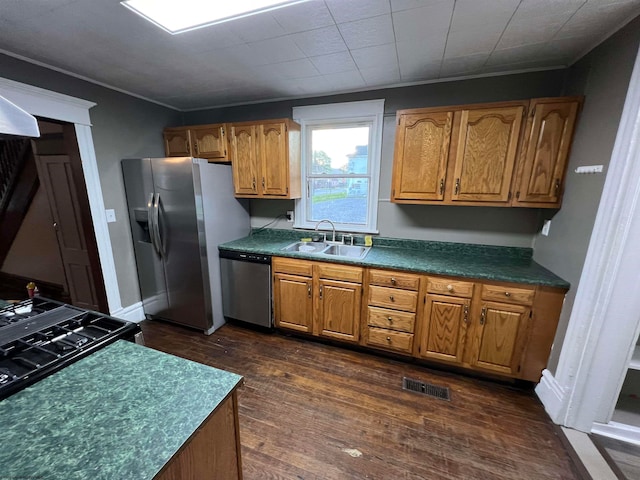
[
  {"x1": 592, "y1": 421, "x2": 640, "y2": 446},
  {"x1": 110, "y1": 301, "x2": 145, "y2": 323},
  {"x1": 535, "y1": 369, "x2": 568, "y2": 423}
]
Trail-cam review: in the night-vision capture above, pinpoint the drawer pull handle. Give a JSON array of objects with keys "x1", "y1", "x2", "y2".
[
  {"x1": 390, "y1": 277, "x2": 397, "y2": 285},
  {"x1": 389, "y1": 295, "x2": 395, "y2": 302},
  {"x1": 447, "y1": 284, "x2": 453, "y2": 292},
  {"x1": 480, "y1": 307, "x2": 486, "y2": 325},
  {"x1": 386, "y1": 336, "x2": 391, "y2": 342},
  {"x1": 505, "y1": 292, "x2": 511, "y2": 297},
  {"x1": 387, "y1": 316, "x2": 393, "y2": 323}
]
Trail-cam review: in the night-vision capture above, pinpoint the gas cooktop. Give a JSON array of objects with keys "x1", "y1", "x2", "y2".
[{"x1": 0, "y1": 297, "x2": 142, "y2": 400}]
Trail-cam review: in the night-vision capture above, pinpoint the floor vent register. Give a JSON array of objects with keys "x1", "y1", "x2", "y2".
[{"x1": 402, "y1": 377, "x2": 451, "y2": 401}]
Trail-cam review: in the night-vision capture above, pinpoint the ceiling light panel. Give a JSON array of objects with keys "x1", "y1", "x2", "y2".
[{"x1": 121, "y1": 0, "x2": 311, "y2": 34}]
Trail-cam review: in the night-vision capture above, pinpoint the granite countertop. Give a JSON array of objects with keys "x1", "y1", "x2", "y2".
[
  {"x1": 219, "y1": 229, "x2": 569, "y2": 289},
  {"x1": 0, "y1": 341, "x2": 243, "y2": 480}
]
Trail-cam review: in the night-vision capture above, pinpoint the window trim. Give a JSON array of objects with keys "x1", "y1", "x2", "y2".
[{"x1": 292, "y1": 99, "x2": 384, "y2": 234}]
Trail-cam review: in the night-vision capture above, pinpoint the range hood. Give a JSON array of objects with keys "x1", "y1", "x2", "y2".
[{"x1": 0, "y1": 94, "x2": 40, "y2": 137}]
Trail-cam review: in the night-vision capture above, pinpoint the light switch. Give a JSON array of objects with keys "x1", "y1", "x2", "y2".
[
  {"x1": 105, "y1": 209, "x2": 116, "y2": 223},
  {"x1": 541, "y1": 220, "x2": 551, "y2": 236}
]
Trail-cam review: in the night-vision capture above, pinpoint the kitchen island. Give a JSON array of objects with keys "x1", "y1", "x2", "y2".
[{"x1": 0, "y1": 340, "x2": 243, "y2": 480}]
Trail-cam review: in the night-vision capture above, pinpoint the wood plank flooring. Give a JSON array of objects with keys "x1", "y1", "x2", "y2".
[{"x1": 140, "y1": 320, "x2": 581, "y2": 480}]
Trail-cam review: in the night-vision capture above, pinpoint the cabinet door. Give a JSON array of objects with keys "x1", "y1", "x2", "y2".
[
  {"x1": 417, "y1": 294, "x2": 469, "y2": 365},
  {"x1": 164, "y1": 128, "x2": 191, "y2": 157},
  {"x1": 513, "y1": 99, "x2": 580, "y2": 206},
  {"x1": 258, "y1": 122, "x2": 288, "y2": 196},
  {"x1": 451, "y1": 106, "x2": 524, "y2": 202},
  {"x1": 470, "y1": 301, "x2": 530, "y2": 376},
  {"x1": 392, "y1": 111, "x2": 453, "y2": 201},
  {"x1": 230, "y1": 124, "x2": 259, "y2": 196},
  {"x1": 273, "y1": 273, "x2": 313, "y2": 333},
  {"x1": 191, "y1": 125, "x2": 228, "y2": 161},
  {"x1": 317, "y1": 279, "x2": 361, "y2": 343}
]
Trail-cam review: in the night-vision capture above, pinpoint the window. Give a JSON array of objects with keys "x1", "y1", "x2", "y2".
[{"x1": 293, "y1": 100, "x2": 384, "y2": 233}]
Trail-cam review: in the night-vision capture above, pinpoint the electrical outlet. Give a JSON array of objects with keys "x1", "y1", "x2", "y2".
[
  {"x1": 541, "y1": 219, "x2": 551, "y2": 236},
  {"x1": 286, "y1": 210, "x2": 294, "y2": 223}
]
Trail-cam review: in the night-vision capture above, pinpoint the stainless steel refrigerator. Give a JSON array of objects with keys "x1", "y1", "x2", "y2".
[{"x1": 122, "y1": 157, "x2": 250, "y2": 334}]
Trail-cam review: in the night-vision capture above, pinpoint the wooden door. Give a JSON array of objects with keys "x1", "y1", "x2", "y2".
[
  {"x1": 34, "y1": 154, "x2": 107, "y2": 312},
  {"x1": 417, "y1": 294, "x2": 469, "y2": 365},
  {"x1": 470, "y1": 301, "x2": 530, "y2": 376},
  {"x1": 273, "y1": 273, "x2": 313, "y2": 333},
  {"x1": 317, "y1": 279, "x2": 361, "y2": 343},
  {"x1": 392, "y1": 111, "x2": 453, "y2": 201},
  {"x1": 513, "y1": 99, "x2": 580, "y2": 206},
  {"x1": 451, "y1": 106, "x2": 524, "y2": 202},
  {"x1": 258, "y1": 122, "x2": 288, "y2": 196},
  {"x1": 191, "y1": 124, "x2": 228, "y2": 161},
  {"x1": 230, "y1": 124, "x2": 259, "y2": 196},
  {"x1": 164, "y1": 128, "x2": 192, "y2": 157}
]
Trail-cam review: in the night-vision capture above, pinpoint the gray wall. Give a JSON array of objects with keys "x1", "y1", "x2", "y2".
[
  {"x1": 0, "y1": 53, "x2": 182, "y2": 308},
  {"x1": 186, "y1": 70, "x2": 565, "y2": 247},
  {"x1": 534, "y1": 17, "x2": 640, "y2": 374}
]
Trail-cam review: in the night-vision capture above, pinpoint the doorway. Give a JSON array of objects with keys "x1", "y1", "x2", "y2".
[{"x1": 0, "y1": 119, "x2": 108, "y2": 312}]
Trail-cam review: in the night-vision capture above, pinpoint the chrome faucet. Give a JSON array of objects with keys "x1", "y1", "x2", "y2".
[{"x1": 314, "y1": 219, "x2": 336, "y2": 243}]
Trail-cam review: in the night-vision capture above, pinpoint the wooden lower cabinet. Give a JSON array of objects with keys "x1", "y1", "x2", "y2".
[
  {"x1": 155, "y1": 391, "x2": 242, "y2": 480},
  {"x1": 272, "y1": 258, "x2": 566, "y2": 382},
  {"x1": 272, "y1": 257, "x2": 362, "y2": 344}
]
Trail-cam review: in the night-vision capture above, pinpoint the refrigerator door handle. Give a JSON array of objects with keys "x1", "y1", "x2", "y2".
[
  {"x1": 153, "y1": 193, "x2": 165, "y2": 258},
  {"x1": 147, "y1": 193, "x2": 160, "y2": 255}
]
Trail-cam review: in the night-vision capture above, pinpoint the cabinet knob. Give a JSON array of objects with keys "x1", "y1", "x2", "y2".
[
  {"x1": 447, "y1": 284, "x2": 453, "y2": 292},
  {"x1": 386, "y1": 336, "x2": 391, "y2": 342},
  {"x1": 505, "y1": 292, "x2": 511, "y2": 297},
  {"x1": 390, "y1": 277, "x2": 396, "y2": 285},
  {"x1": 389, "y1": 295, "x2": 395, "y2": 302},
  {"x1": 387, "y1": 316, "x2": 393, "y2": 323}
]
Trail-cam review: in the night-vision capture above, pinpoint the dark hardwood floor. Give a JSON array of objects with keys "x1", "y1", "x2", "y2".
[{"x1": 140, "y1": 320, "x2": 581, "y2": 480}]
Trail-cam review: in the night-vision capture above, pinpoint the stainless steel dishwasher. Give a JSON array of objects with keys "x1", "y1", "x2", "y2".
[{"x1": 219, "y1": 250, "x2": 272, "y2": 328}]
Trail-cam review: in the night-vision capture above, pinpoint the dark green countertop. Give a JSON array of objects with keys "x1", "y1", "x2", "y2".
[
  {"x1": 0, "y1": 341, "x2": 242, "y2": 480},
  {"x1": 219, "y1": 229, "x2": 569, "y2": 289}
]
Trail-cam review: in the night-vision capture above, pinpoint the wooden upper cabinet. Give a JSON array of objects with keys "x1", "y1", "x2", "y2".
[
  {"x1": 512, "y1": 97, "x2": 582, "y2": 207},
  {"x1": 164, "y1": 128, "x2": 191, "y2": 157},
  {"x1": 391, "y1": 110, "x2": 453, "y2": 202},
  {"x1": 163, "y1": 124, "x2": 229, "y2": 161},
  {"x1": 190, "y1": 124, "x2": 228, "y2": 161},
  {"x1": 230, "y1": 119, "x2": 301, "y2": 199},
  {"x1": 451, "y1": 105, "x2": 525, "y2": 203},
  {"x1": 230, "y1": 124, "x2": 259, "y2": 196}
]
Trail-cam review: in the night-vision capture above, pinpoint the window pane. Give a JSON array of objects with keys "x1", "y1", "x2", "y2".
[
  {"x1": 308, "y1": 177, "x2": 369, "y2": 225},
  {"x1": 310, "y1": 126, "x2": 370, "y2": 174}
]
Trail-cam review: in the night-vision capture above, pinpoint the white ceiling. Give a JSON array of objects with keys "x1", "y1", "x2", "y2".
[{"x1": 1, "y1": 0, "x2": 639, "y2": 111}]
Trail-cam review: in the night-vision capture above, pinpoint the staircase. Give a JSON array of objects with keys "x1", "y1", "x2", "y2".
[{"x1": 0, "y1": 138, "x2": 39, "y2": 266}]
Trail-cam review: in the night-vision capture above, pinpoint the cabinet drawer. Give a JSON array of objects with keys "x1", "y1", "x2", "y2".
[
  {"x1": 368, "y1": 286, "x2": 418, "y2": 312},
  {"x1": 367, "y1": 306, "x2": 415, "y2": 333},
  {"x1": 317, "y1": 263, "x2": 363, "y2": 283},
  {"x1": 427, "y1": 277, "x2": 474, "y2": 298},
  {"x1": 366, "y1": 327, "x2": 414, "y2": 354},
  {"x1": 273, "y1": 257, "x2": 313, "y2": 276},
  {"x1": 481, "y1": 284, "x2": 535, "y2": 305},
  {"x1": 368, "y1": 270, "x2": 420, "y2": 291}
]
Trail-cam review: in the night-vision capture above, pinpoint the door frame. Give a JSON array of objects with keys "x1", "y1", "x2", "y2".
[
  {"x1": 0, "y1": 77, "x2": 123, "y2": 314},
  {"x1": 535, "y1": 44, "x2": 640, "y2": 441}
]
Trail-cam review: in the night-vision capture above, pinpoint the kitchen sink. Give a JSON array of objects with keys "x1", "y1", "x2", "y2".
[
  {"x1": 322, "y1": 244, "x2": 370, "y2": 259},
  {"x1": 281, "y1": 241, "x2": 371, "y2": 259},
  {"x1": 281, "y1": 241, "x2": 329, "y2": 253}
]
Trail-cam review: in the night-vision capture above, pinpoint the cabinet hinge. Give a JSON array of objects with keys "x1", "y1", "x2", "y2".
[
  {"x1": 530, "y1": 106, "x2": 536, "y2": 118},
  {"x1": 392, "y1": 189, "x2": 395, "y2": 197},
  {"x1": 516, "y1": 191, "x2": 520, "y2": 199},
  {"x1": 517, "y1": 364, "x2": 521, "y2": 373},
  {"x1": 397, "y1": 117, "x2": 401, "y2": 125},
  {"x1": 508, "y1": 191, "x2": 512, "y2": 201},
  {"x1": 221, "y1": 127, "x2": 225, "y2": 136},
  {"x1": 529, "y1": 311, "x2": 532, "y2": 319},
  {"x1": 423, "y1": 295, "x2": 426, "y2": 304}
]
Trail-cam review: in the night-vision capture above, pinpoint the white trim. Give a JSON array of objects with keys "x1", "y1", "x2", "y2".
[
  {"x1": 536, "y1": 44, "x2": 640, "y2": 431},
  {"x1": 292, "y1": 100, "x2": 384, "y2": 233},
  {"x1": 0, "y1": 76, "x2": 122, "y2": 314},
  {"x1": 109, "y1": 301, "x2": 146, "y2": 323},
  {"x1": 535, "y1": 369, "x2": 569, "y2": 422},
  {"x1": 591, "y1": 421, "x2": 640, "y2": 447}
]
